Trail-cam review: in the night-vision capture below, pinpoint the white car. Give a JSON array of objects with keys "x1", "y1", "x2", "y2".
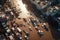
[
  {"x1": 6, "y1": 29, "x2": 11, "y2": 33},
  {"x1": 17, "y1": 27, "x2": 22, "y2": 33},
  {"x1": 11, "y1": 27, "x2": 15, "y2": 31},
  {"x1": 43, "y1": 23, "x2": 46, "y2": 25},
  {"x1": 10, "y1": 11, "x2": 14, "y2": 15},
  {"x1": 25, "y1": 35, "x2": 29, "y2": 40},
  {"x1": 19, "y1": 36, "x2": 22, "y2": 40}
]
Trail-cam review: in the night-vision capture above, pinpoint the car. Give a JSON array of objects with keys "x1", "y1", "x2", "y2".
[
  {"x1": 14, "y1": 36, "x2": 22, "y2": 40},
  {"x1": 13, "y1": 23, "x2": 16, "y2": 27},
  {"x1": 6, "y1": 28, "x2": 11, "y2": 35},
  {"x1": 24, "y1": 35, "x2": 29, "y2": 40},
  {"x1": 15, "y1": 32, "x2": 22, "y2": 40},
  {"x1": 6, "y1": 29, "x2": 11, "y2": 35},
  {"x1": 34, "y1": 22, "x2": 37, "y2": 26},
  {"x1": 31, "y1": 19, "x2": 38, "y2": 27},
  {"x1": 11, "y1": 27, "x2": 15, "y2": 31},
  {"x1": 11, "y1": 30, "x2": 16, "y2": 36},
  {"x1": 23, "y1": 30, "x2": 29, "y2": 36},
  {"x1": 17, "y1": 27, "x2": 22, "y2": 34},
  {"x1": 23, "y1": 18, "x2": 27, "y2": 22},
  {"x1": 9, "y1": 35, "x2": 14, "y2": 40},
  {"x1": 5, "y1": 27, "x2": 9, "y2": 30},
  {"x1": 19, "y1": 36, "x2": 23, "y2": 40},
  {"x1": 18, "y1": 16, "x2": 21, "y2": 19},
  {"x1": 6, "y1": 29, "x2": 11, "y2": 33},
  {"x1": 2, "y1": 22, "x2": 5, "y2": 25},
  {"x1": 17, "y1": 27, "x2": 22, "y2": 32},
  {"x1": 43, "y1": 23, "x2": 46, "y2": 25},
  {"x1": 10, "y1": 11, "x2": 14, "y2": 15},
  {"x1": 2, "y1": 22, "x2": 6, "y2": 28},
  {"x1": 42, "y1": 23, "x2": 48, "y2": 31},
  {"x1": 5, "y1": 33, "x2": 10, "y2": 40},
  {"x1": 29, "y1": 26, "x2": 32, "y2": 31},
  {"x1": 27, "y1": 20, "x2": 30, "y2": 25},
  {"x1": 31, "y1": 20, "x2": 36, "y2": 27},
  {"x1": 7, "y1": 7, "x2": 11, "y2": 12},
  {"x1": 3, "y1": 24, "x2": 6, "y2": 28},
  {"x1": 1, "y1": 14, "x2": 6, "y2": 18},
  {"x1": 16, "y1": 34, "x2": 22, "y2": 40},
  {"x1": 37, "y1": 30, "x2": 44, "y2": 36},
  {"x1": 28, "y1": 19, "x2": 31, "y2": 22},
  {"x1": 35, "y1": 26, "x2": 40, "y2": 31}
]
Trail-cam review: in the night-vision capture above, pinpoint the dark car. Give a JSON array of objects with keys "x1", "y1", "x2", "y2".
[
  {"x1": 23, "y1": 18, "x2": 27, "y2": 22},
  {"x1": 42, "y1": 23, "x2": 48, "y2": 31},
  {"x1": 23, "y1": 30, "x2": 29, "y2": 36}
]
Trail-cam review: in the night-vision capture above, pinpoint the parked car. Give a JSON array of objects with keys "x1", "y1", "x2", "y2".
[
  {"x1": 9, "y1": 35, "x2": 14, "y2": 40},
  {"x1": 23, "y1": 30, "x2": 29, "y2": 36},
  {"x1": 15, "y1": 32, "x2": 22, "y2": 40},
  {"x1": 42, "y1": 24, "x2": 48, "y2": 31},
  {"x1": 35, "y1": 26, "x2": 40, "y2": 31},
  {"x1": 24, "y1": 35, "x2": 29, "y2": 40},
  {"x1": 17, "y1": 27, "x2": 22, "y2": 34},
  {"x1": 37, "y1": 30, "x2": 44, "y2": 36},
  {"x1": 11, "y1": 27, "x2": 15, "y2": 31},
  {"x1": 29, "y1": 26, "x2": 32, "y2": 31},
  {"x1": 23, "y1": 18, "x2": 27, "y2": 22}
]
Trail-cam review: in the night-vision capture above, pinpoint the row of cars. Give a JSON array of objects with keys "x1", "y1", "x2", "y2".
[
  {"x1": 0, "y1": 13, "x2": 49, "y2": 40},
  {"x1": 22, "y1": 16, "x2": 49, "y2": 37},
  {"x1": 1, "y1": 21, "x2": 30, "y2": 40},
  {"x1": 29, "y1": 18, "x2": 48, "y2": 36},
  {"x1": 10, "y1": 13, "x2": 49, "y2": 39}
]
